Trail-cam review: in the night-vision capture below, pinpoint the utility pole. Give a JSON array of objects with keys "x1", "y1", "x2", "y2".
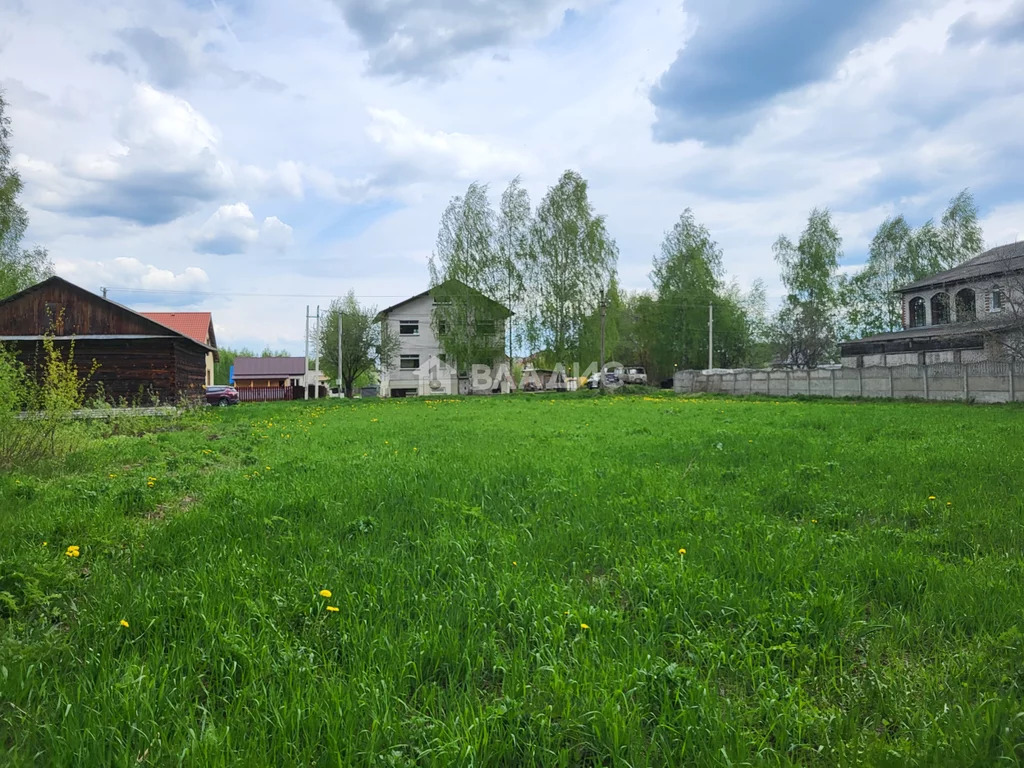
[
  {"x1": 304, "y1": 305, "x2": 310, "y2": 400},
  {"x1": 342, "y1": 309, "x2": 350, "y2": 399},
  {"x1": 599, "y1": 288, "x2": 608, "y2": 380},
  {"x1": 314, "y1": 304, "x2": 321, "y2": 399},
  {"x1": 708, "y1": 302, "x2": 714, "y2": 371}
]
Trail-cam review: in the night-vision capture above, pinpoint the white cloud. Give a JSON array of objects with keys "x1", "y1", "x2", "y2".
[
  {"x1": 193, "y1": 202, "x2": 293, "y2": 254},
  {"x1": 54, "y1": 257, "x2": 210, "y2": 307},
  {"x1": 366, "y1": 107, "x2": 535, "y2": 180}
]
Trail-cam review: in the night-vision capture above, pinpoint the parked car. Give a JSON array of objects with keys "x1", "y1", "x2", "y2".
[
  {"x1": 622, "y1": 366, "x2": 647, "y2": 385},
  {"x1": 205, "y1": 385, "x2": 239, "y2": 406}
]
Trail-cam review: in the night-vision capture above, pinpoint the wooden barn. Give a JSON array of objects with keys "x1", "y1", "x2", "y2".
[{"x1": 0, "y1": 276, "x2": 216, "y2": 404}]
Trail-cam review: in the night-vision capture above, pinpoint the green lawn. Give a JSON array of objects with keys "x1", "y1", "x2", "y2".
[{"x1": 3, "y1": 393, "x2": 1024, "y2": 766}]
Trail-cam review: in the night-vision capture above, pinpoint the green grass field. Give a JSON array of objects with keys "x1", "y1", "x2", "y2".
[{"x1": 3, "y1": 392, "x2": 1024, "y2": 766}]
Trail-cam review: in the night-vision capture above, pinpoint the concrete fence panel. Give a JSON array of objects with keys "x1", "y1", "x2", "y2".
[{"x1": 673, "y1": 362, "x2": 1024, "y2": 405}]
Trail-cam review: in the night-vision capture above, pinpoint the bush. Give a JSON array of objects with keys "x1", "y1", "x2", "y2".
[{"x1": 0, "y1": 337, "x2": 95, "y2": 470}]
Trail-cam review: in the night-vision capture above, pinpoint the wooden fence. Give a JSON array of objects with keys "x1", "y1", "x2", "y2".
[
  {"x1": 237, "y1": 387, "x2": 294, "y2": 403},
  {"x1": 675, "y1": 362, "x2": 1024, "y2": 404}
]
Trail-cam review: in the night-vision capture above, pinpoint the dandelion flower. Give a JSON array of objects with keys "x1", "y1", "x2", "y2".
[
  {"x1": 120, "y1": 619, "x2": 129, "y2": 628},
  {"x1": 580, "y1": 623, "x2": 590, "y2": 630},
  {"x1": 678, "y1": 548, "x2": 686, "y2": 555},
  {"x1": 512, "y1": 561, "x2": 518, "y2": 567},
  {"x1": 43, "y1": 541, "x2": 47, "y2": 546},
  {"x1": 946, "y1": 501, "x2": 952, "y2": 507},
  {"x1": 65, "y1": 545, "x2": 80, "y2": 558},
  {"x1": 319, "y1": 589, "x2": 332, "y2": 598},
  {"x1": 326, "y1": 605, "x2": 339, "y2": 612},
  {"x1": 147, "y1": 481, "x2": 155, "y2": 487},
  {"x1": 928, "y1": 495, "x2": 936, "y2": 500}
]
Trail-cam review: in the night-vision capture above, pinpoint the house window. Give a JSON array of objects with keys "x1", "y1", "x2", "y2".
[
  {"x1": 400, "y1": 355, "x2": 420, "y2": 370},
  {"x1": 908, "y1": 297, "x2": 926, "y2": 328},
  {"x1": 930, "y1": 292, "x2": 951, "y2": 325},
  {"x1": 391, "y1": 388, "x2": 417, "y2": 398},
  {"x1": 992, "y1": 287, "x2": 1004, "y2": 311},
  {"x1": 954, "y1": 288, "x2": 976, "y2": 322},
  {"x1": 399, "y1": 320, "x2": 419, "y2": 336},
  {"x1": 438, "y1": 321, "x2": 448, "y2": 335}
]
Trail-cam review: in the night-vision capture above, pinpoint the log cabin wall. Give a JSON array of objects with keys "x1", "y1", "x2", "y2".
[{"x1": 0, "y1": 278, "x2": 212, "y2": 404}]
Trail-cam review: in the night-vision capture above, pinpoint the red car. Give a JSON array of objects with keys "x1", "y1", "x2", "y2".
[{"x1": 205, "y1": 385, "x2": 239, "y2": 406}]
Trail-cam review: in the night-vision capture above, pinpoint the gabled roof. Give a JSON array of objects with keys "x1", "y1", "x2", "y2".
[
  {"x1": 0, "y1": 276, "x2": 215, "y2": 353},
  {"x1": 900, "y1": 242, "x2": 1024, "y2": 292},
  {"x1": 140, "y1": 312, "x2": 215, "y2": 349},
  {"x1": 233, "y1": 356, "x2": 307, "y2": 378},
  {"x1": 374, "y1": 279, "x2": 512, "y2": 321}
]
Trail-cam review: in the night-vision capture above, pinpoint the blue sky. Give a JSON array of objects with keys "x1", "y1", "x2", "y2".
[{"x1": 1, "y1": 0, "x2": 1023, "y2": 353}]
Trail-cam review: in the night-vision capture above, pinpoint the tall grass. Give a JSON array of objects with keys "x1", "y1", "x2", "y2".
[{"x1": 2, "y1": 393, "x2": 1024, "y2": 765}]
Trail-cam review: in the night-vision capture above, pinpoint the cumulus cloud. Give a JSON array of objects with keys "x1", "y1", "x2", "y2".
[
  {"x1": 366, "y1": 107, "x2": 533, "y2": 180},
  {"x1": 193, "y1": 202, "x2": 293, "y2": 254},
  {"x1": 55, "y1": 257, "x2": 210, "y2": 307},
  {"x1": 27, "y1": 85, "x2": 233, "y2": 225},
  {"x1": 93, "y1": 26, "x2": 286, "y2": 92},
  {"x1": 333, "y1": 0, "x2": 605, "y2": 77},
  {"x1": 649, "y1": 0, "x2": 892, "y2": 144}
]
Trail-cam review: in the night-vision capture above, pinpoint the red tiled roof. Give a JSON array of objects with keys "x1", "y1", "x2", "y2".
[{"x1": 141, "y1": 312, "x2": 213, "y2": 347}]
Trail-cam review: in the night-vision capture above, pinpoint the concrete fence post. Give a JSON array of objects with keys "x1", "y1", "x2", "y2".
[
  {"x1": 923, "y1": 363, "x2": 929, "y2": 400},
  {"x1": 785, "y1": 370, "x2": 791, "y2": 396},
  {"x1": 1010, "y1": 363, "x2": 1016, "y2": 402},
  {"x1": 807, "y1": 370, "x2": 812, "y2": 395},
  {"x1": 858, "y1": 367, "x2": 863, "y2": 397},
  {"x1": 830, "y1": 368, "x2": 836, "y2": 398},
  {"x1": 888, "y1": 366, "x2": 894, "y2": 399},
  {"x1": 963, "y1": 365, "x2": 970, "y2": 402}
]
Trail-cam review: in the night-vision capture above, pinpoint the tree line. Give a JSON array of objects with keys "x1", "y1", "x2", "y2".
[{"x1": 427, "y1": 171, "x2": 986, "y2": 381}]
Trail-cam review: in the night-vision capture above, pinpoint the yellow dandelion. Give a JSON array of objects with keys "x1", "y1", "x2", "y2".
[
  {"x1": 678, "y1": 548, "x2": 686, "y2": 555},
  {"x1": 580, "y1": 623, "x2": 590, "y2": 630},
  {"x1": 319, "y1": 589, "x2": 332, "y2": 598},
  {"x1": 326, "y1": 605, "x2": 339, "y2": 612},
  {"x1": 512, "y1": 561, "x2": 518, "y2": 567},
  {"x1": 946, "y1": 501, "x2": 952, "y2": 507},
  {"x1": 928, "y1": 495, "x2": 936, "y2": 500},
  {"x1": 265, "y1": 466, "x2": 271, "y2": 470},
  {"x1": 812, "y1": 519, "x2": 818, "y2": 523},
  {"x1": 147, "y1": 481, "x2": 155, "y2": 487},
  {"x1": 109, "y1": 473, "x2": 117, "y2": 478},
  {"x1": 120, "y1": 619, "x2": 130, "y2": 628},
  {"x1": 42, "y1": 541, "x2": 47, "y2": 547}
]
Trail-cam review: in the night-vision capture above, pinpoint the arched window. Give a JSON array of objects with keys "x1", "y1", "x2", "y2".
[
  {"x1": 955, "y1": 288, "x2": 976, "y2": 322},
  {"x1": 931, "y1": 292, "x2": 951, "y2": 325},
  {"x1": 992, "y1": 285, "x2": 1004, "y2": 311},
  {"x1": 909, "y1": 296, "x2": 926, "y2": 328}
]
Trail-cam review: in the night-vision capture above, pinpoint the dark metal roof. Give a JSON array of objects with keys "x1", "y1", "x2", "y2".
[
  {"x1": 841, "y1": 317, "x2": 1013, "y2": 346},
  {"x1": 233, "y1": 356, "x2": 307, "y2": 377},
  {"x1": 900, "y1": 242, "x2": 1024, "y2": 292}
]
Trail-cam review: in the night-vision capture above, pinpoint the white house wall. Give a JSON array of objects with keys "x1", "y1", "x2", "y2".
[{"x1": 379, "y1": 292, "x2": 507, "y2": 397}]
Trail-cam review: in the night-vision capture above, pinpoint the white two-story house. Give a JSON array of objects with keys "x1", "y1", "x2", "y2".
[
  {"x1": 376, "y1": 280, "x2": 511, "y2": 398},
  {"x1": 840, "y1": 242, "x2": 1024, "y2": 366}
]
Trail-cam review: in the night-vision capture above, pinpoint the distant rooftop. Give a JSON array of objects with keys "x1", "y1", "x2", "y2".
[{"x1": 233, "y1": 356, "x2": 307, "y2": 377}]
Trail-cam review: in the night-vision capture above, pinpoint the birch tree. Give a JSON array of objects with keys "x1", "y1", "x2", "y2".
[{"x1": 531, "y1": 170, "x2": 618, "y2": 363}]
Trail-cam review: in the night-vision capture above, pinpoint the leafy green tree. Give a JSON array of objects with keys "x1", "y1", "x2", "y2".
[
  {"x1": 650, "y1": 209, "x2": 723, "y2": 372},
  {"x1": 428, "y1": 183, "x2": 508, "y2": 371},
  {"x1": 317, "y1": 290, "x2": 399, "y2": 397},
  {"x1": 0, "y1": 90, "x2": 52, "y2": 299},
  {"x1": 772, "y1": 208, "x2": 841, "y2": 367},
  {"x1": 495, "y1": 176, "x2": 533, "y2": 363},
  {"x1": 531, "y1": 170, "x2": 618, "y2": 362},
  {"x1": 842, "y1": 215, "x2": 914, "y2": 337}
]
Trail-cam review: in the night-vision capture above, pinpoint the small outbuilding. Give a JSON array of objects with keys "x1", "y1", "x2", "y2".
[{"x1": 0, "y1": 276, "x2": 215, "y2": 403}]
